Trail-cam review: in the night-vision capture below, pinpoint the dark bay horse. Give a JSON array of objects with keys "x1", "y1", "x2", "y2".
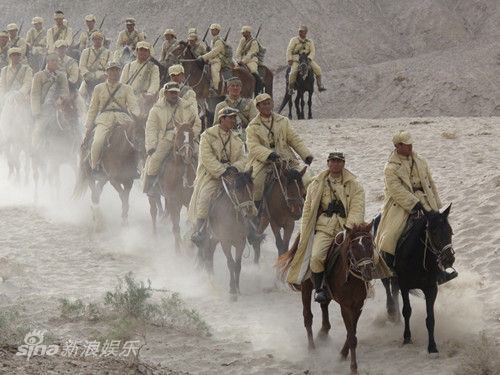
[
  {"x1": 379, "y1": 205, "x2": 456, "y2": 357},
  {"x1": 278, "y1": 53, "x2": 314, "y2": 120},
  {"x1": 277, "y1": 222, "x2": 376, "y2": 375},
  {"x1": 253, "y1": 160, "x2": 307, "y2": 263},
  {"x1": 202, "y1": 168, "x2": 256, "y2": 300},
  {"x1": 148, "y1": 119, "x2": 197, "y2": 252},
  {"x1": 73, "y1": 116, "x2": 145, "y2": 230}
]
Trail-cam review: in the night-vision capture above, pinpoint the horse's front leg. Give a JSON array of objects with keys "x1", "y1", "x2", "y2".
[
  {"x1": 294, "y1": 93, "x2": 301, "y2": 119},
  {"x1": 382, "y1": 277, "x2": 398, "y2": 321},
  {"x1": 148, "y1": 196, "x2": 158, "y2": 235},
  {"x1": 282, "y1": 219, "x2": 294, "y2": 255},
  {"x1": 318, "y1": 299, "x2": 331, "y2": 340},
  {"x1": 423, "y1": 285, "x2": 439, "y2": 356},
  {"x1": 234, "y1": 239, "x2": 245, "y2": 294},
  {"x1": 401, "y1": 287, "x2": 413, "y2": 345},
  {"x1": 269, "y1": 220, "x2": 284, "y2": 257},
  {"x1": 221, "y1": 241, "x2": 237, "y2": 300},
  {"x1": 340, "y1": 305, "x2": 360, "y2": 374},
  {"x1": 302, "y1": 278, "x2": 315, "y2": 350},
  {"x1": 288, "y1": 95, "x2": 293, "y2": 119},
  {"x1": 308, "y1": 90, "x2": 313, "y2": 119},
  {"x1": 168, "y1": 200, "x2": 182, "y2": 253}
]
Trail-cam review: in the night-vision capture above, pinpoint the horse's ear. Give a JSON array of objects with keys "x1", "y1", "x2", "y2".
[
  {"x1": 442, "y1": 203, "x2": 452, "y2": 218},
  {"x1": 299, "y1": 166, "x2": 307, "y2": 176},
  {"x1": 366, "y1": 220, "x2": 374, "y2": 232}
]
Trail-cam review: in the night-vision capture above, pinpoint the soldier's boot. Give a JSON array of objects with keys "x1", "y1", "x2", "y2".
[
  {"x1": 191, "y1": 218, "x2": 207, "y2": 246},
  {"x1": 143, "y1": 175, "x2": 159, "y2": 197},
  {"x1": 382, "y1": 252, "x2": 397, "y2": 277},
  {"x1": 312, "y1": 272, "x2": 328, "y2": 303},
  {"x1": 252, "y1": 73, "x2": 263, "y2": 96},
  {"x1": 437, "y1": 269, "x2": 458, "y2": 285},
  {"x1": 316, "y1": 75, "x2": 326, "y2": 92}
]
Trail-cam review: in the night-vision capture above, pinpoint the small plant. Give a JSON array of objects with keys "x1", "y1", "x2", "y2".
[
  {"x1": 59, "y1": 298, "x2": 103, "y2": 322},
  {"x1": 160, "y1": 293, "x2": 211, "y2": 337},
  {"x1": 454, "y1": 332, "x2": 500, "y2": 375}
]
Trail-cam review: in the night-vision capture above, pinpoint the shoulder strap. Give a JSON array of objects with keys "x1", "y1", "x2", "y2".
[
  {"x1": 101, "y1": 83, "x2": 124, "y2": 113},
  {"x1": 88, "y1": 48, "x2": 105, "y2": 71},
  {"x1": 7, "y1": 65, "x2": 22, "y2": 88}
]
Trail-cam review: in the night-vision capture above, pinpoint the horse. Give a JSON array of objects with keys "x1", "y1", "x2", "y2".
[
  {"x1": 148, "y1": 119, "x2": 197, "y2": 252},
  {"x1": 379, "y1": 205, "x2": 456, "y2": 357},
  {"x1": 72, "y1": 115, "x2": 145, "y2": 230},
  {"x1": 278, "y1": 53, "x2": 314, "y2": 120},
  {"x1": 277, "y1": 222, "x2": 376, "y2": 375},
  {"x1": 202, "y1": 168, "x2": 256, "y2": 300},
  {"x1": 252, "y1": 160, "x2": 307, "y2": 263},
  {"x1": 236, "y1": 62, "x2": 274, "y2": 97}
]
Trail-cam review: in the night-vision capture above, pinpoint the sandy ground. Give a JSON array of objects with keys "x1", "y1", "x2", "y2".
[{"x1": 0, "y1": 117, "x2": 499, "y2": 374}]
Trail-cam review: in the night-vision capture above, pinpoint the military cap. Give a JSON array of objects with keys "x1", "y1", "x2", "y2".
[
  {"x1": 136, "y1": 41, "x2": 151, "y2": 50},
  {"x1": 188, "y1": 28, "x2": 197, "y2": 35},
  {"x1": 164, "y1": 81, "x2": 180, "y2": 92},
  {"x1": 255, "y1": 93, "x2": 272, "y2": 105},
  {"x1": 54, "y1": 11, "x2": 65, "y2": 19},
  {"x1": 392, "y1": 130, "x2": 413, "y2": 145},
  {"x1": 0, "y1": 31, "x2": 8, "y2": 38},
  {"x1": 8, "y1": 47, "x2": 22, "y2": 56},
  {"x1": 219, "y1": 107, "x2": 239, "y2": 118},
  {"x1": 210, "y1": 23, "x2": 221, "y2": 31},
  {"x1": 32, "y1": 17, "x2": 43, "y2": 24},
  {"x1": 299, "y1": 25, "x2": 308, "y2": 32},
  {"x1": 92, "y1": 30, "x2": 104, "y2": 39},
  {"x1": 163, "y1": 28, "x2": 175, "y2": 36},
  {"x1": 46, "y1": 52, "x2": 59, "y2": 61},
  {"x1": 327, "y1": 151, "x2": 345, "y2": 161},
  {"x1": 105, "y1": 61, "x2": 121, "y2": 70},
  {"x1": 168, "y1": 64, "x2": 184, "y2": 76},
  {"x1": 188, "y1": 33, "x2": 198, "y2": 41},
  {"x1": 241, "y1": 26, "x2": 252, "y2": 33},
  {"x1": 54, "y1": 40, "x2": 68, "y2": 48},
  {"x1": 125, "y1": 17, "x2": 136, "y2": 25},
  {"x1": 85, "y1": 14, "x2": 96, "y2": 22},
  {"x1": 227, "y1": 77, "x2": 242, "y2": 86},
  {"x1": 7, "y1": 24, "x2": 19, "y2": 31}
]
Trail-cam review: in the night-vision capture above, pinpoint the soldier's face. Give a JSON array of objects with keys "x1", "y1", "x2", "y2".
[
  {"x1": 327, "y1": 159, "x2": 344, "y2": 174},
  {"x1": 299, "y1": 30, "x2": 307, "y2": 39},
  {"x1": 10, "y1": 53, "x2": 21, "y2": 65},
  {"x1": 93, "y1": 37, "x2": 103, "y2": 48},
  {"x1": 228, "y1": 83, "x2": 242, "y2": 98},
  {"x1": 188, "y1": 39, "x2": 196, "y2": 46},
  {"x1": 395, "y1": 143, "x2": 412, "y2": 156},
  {"x1": 126, "y1": 24, "x2": 135, "y2": 32},
  {"x1": 46, "y1": 59, "x2": 59, "y2": 71},
  {"x1": 242, "y1": 31, "x2": 250, "y2": 39},
  {"x1": 165, "y1": 34, "x2": 173, "y2": 41},
  {"x1": 34, "y1": 23, "x2": 43, "y2": 31},
  {"x1": 8, "y1": 30, "x2": 17, "y2": 39},
  {"x1": 86, "y1": 20, "x2": 95, "y2": 30},
  {"x1": 106, "y1": 68, "x2": 120, "y2": 82},
  {"x1": 55, "y1": 18, "x2": 63, "y2": 27},
  {"x1": 170, "y1": 73, "x2": 182, "y2": 84},
  {"x1": 137, "y1": 48, "x2": 150, "y2": 61},
  {"x1": 56, "y1": 46, "x2": 67, "y2": 57},
  {"x1": 257, "y1": 99, "x2": 273, "y2": 117},
  {"x1": 165, "y1": 90, "x2": 179, "y2": 103},
  {"x1": 220, "y1": 115, "x2": 236, "y2": 130},
  {"x1": 0, "y1": 37, "x2": 8, "y2": 47},
  {"x1": 211, "y1": 29, "x2": 219, "y2": 37}
]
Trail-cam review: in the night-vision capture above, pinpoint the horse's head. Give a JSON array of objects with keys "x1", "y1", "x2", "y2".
[
  {"x1": 170, "y1": 41, "x2": 191, "y2": 63},
  {"x1": 298, "y1": 53, "x2": 310, "y2": 77},
  {"x1": 275, "y1": 161, "x2": 306, "y2": 220},
  {"x1": 344, "y1": 222, "x2": 376, "y2": 282},
  {"x1": 423, "y1": 204, "x2": 455, "y2": 270},
  {"x1": 173, "y1": 118, "x2": 195, "y2": 163},
  {"x1": 224, "y1": 166, "x2": 255, "y2": 218}
]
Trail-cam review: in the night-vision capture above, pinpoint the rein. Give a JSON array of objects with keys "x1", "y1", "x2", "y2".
[
  {"x1": 221, "y1": 176, "x2": 254, "y2": 219},
  {"x1": 421, "y1": 225, "x2": 455, "y2": 272},
  {"x1": 272, "y1": 162, "x2": 304, "y2": 210},
  {"x1": 345, "y1": 234, "x2": 376, "y2": 283}
]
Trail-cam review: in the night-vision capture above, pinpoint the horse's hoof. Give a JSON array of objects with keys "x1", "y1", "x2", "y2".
[
  {"x1": 402, "y1": 338, "x2": 413, "y2": 345},
  {"x1": 307, "y1": 342, "x2": 315, "y2": 352},
  {"x1": 428, "y1": 352, "x2": 439, "y2": 359},
  {"x1": 229, "y1": 293, "x2": 237, "y2": 302},
  {"x1": 317, "y1": 329, "x2": 330, "y2": 341},
  {"x1": 350, "y1": 370, "x2": 359, "y2": 375}
]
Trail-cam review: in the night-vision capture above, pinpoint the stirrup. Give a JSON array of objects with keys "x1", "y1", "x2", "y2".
[{"x1": 437, "y1": 269, "x2": 458, "y2": 285}]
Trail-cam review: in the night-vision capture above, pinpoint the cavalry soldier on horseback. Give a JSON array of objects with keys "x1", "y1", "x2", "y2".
[
  {"x1": 198, "y1": 23, "x2": 229, "y2": 95},
  {"x1": 143, "y1": 81, "x2": 201, "y2": 196},
  {"x1": 287, "y1": 25, "x2": 325, "y2": 92},
  {"x1": 7, "y1": 24, "x2": 28, "y2": 63},
  {"x1": 120, "y1": 41, "x2": 160, "y2": 101},
  {"x1": 46, "y1": 11, "x2": 73, "y2": 53},
  {"x1": 236, "y1": 26, "x2": 263, "y2": 97},
  {"x1": 246, "y1": 93, "x2": 313, "y2": 211},
  {"x1": 159, "y1": 29, "x2": 179, "y2": 68},
  {"x1": 287, "y1": 152, "x2": 366, "y2": 302},
  {"x1": 83, "y1": 61, "x2": 139, "y2": 176},
  {"x1": 213, "y1": 77, "x2": 257, "y2": 141},
  {"x1": 79, "y1": 14, "x2": 99, "y2": 51},
  {"x1": 188, "y1": 107, "x2": 261, "y2": 245},
  {"x1": 186, "y1": 29, "x2": 207, "y2": 59},
  {"x1": 0, "y1": 32, "x2": 10, "y2": 69},
  {"x1": 54, "y1": 40, "x2": 80, "y2": 93},
  {"x1": 31, "y1": 53, "x2": 69, "y2": 153},
  {"x1": 0, "y1": 48, "x2": 32, "y2": 104},
  {"x1": 79, "y1": 31, "x2": 111, "y2": 101},
  {"x1": 166, "y1": 64, "x2": 197, "y2": 114},
  {"x1": 375, "y1": 130, "x2": 458, "y2": 284},
  {"x1": 26, "y1": 17, "x2": 47, "y2": 68},
  {"x1": 114, "y1": 17, "x2": 145, "y2": 62}
]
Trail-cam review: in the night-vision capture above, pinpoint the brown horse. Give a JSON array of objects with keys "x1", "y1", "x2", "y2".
[
  {"x1": 253, "y1": 161, "x2": 307, "y2": 263},
  {"x1": 73, "y1": 115, "x2": 145, "y2": 230},
  {"x1": 202, "y1": 168, "x2": 255, "y2": 300},
  {"x1": 237, "y1": 62, "x2": 274, "y2": 97},
  {"x1": 148, "y1": 119, "x2": 197, "y2": 252},
  {"x1": 277, "y1": 222, "x2": 375, "y2": 375}
]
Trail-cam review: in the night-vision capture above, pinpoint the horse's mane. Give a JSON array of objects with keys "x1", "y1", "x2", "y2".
[
  {"x1": 286, "y1": 168, "x2": 303, "y2": 185},
  {"x1": 234, "y1": 171, "x2": 252, "y2": 190},
  {"x1": 340, "y1": 223, "x2": 374, "y2": 255}
]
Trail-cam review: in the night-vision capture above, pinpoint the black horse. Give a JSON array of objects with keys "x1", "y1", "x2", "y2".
[
  {"x1": 378, "y1": 205, "x2": 456, "y2": 357},
  {"x1": 278, "y1": 53, "x2": 314, "y2": 120}
]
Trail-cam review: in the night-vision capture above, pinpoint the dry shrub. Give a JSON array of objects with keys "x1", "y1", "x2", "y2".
[
  {"x1": 454, "y1": 332, "x2": 500, "y2": 375},
  {"x1": 442, "y1": 131, "x2": 458, "y2": 139}
]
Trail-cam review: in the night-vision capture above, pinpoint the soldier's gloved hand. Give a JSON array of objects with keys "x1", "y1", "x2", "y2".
[
  {"x1": 197, "y1": 56, "x2": 204, "y2": 61},
  {"x1": 267, "y1": 152, "x2": 279, "y2": 162},
  {"x1": 412, "y1": 201, "x2": 424, "y2": 213},
  {"x1": 147, "y1": 148, "x2": 156, "y2": 156},
  {"x1": 305, "y1": 156, "x2": 313, "y2": 165}
]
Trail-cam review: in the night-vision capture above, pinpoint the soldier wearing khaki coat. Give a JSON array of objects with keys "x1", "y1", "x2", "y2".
[
  {"x1": 236, "y1": 26, "x2": 263, "y2": 96},
  {"x1": 79, "y1": 14, "x2": 99, "y2": 51},
  {"x1": 114, "y1": 18, "x2": 145, "y2": 61},
  {"x1": 246, "y1": 93, "x2": 313, "y2": 206},
  {"x1": 83, "y1": 62, "x2": 139, "y2": 172},
  {"x1": 199, "y1": 24, "x2": 227, "y2": 94},
  {"x1": 7, "y1": 24, "x2": 28, "y2": 63},
  {"x1": 187, "y1": 30, "x2": 207, "y2": 58},
  {"x1": 26, "y1": 17, "x2": 47, "y2": 54},
  {"x1": 143, "y1": 81, "x2": 201, "y2": 195},
  {"x1": 0, "y1": 48, "x2": 33, "y2": 102},
  {"x1": 159, "y1": 29, "x2": 178, "y2": 67},
  {"x1": 164, "y1": 64, "x2": 197, "y2": 114},
  {"x1": 54, "y1": 40, "x2": 80, "y2": 92},
  {"x1": 287, "y1": 26, "x2": 325, "y2": 92},
  {"x1": 46, "y1": 11, "x2": 73, "y2": 53},
  {"x1": 0, "y1": 32, "x2": 10, "y2": 69},
  {"x1": 79, "y1": 31, "x2": 111, "y2": 100}
]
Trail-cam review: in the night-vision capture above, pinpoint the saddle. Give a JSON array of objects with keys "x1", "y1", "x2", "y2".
[
  {"x1": 395, "y1": 214, "x2": 423, "y2": 253},
  {"x1": 325, "y1": 232, "x2": 344, "y2": 278}
]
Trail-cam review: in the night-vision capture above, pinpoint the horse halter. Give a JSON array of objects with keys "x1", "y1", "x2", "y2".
[
  {"x1": 221, "y1": 176, "x2": 254, "y2": 217},
  {"x1": 272, "y1": 162, "x2": 304, "y2": 211},
  {"x1": 422, "y1": 226, "x2": 455, "y2": 272},
  {"x1": 346, "y1": 233, "x2": 376, "y2": 282}
]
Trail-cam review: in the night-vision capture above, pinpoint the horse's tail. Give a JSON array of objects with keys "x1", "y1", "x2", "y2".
[
  {"x1": 71, "y1": 156, "x2": 89, "y2": 200},
  {"x1": 275, "y1": 232, "x2": 301, "y2": 288}
]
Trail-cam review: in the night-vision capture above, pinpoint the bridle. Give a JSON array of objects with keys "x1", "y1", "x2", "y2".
[
  {"x1": 271, "y1": 162, "x2": 304, "y2": 211},
  {"x1": 421, "y1": 225, "x2": 455, "y2": 272},
  {"x1": 340, "y1": 232, "x2": 376, "y2": 282},
  {"x1": 171, "y1": 44, "x2": 206, "y2": 89},
  {"x1": 221, "y1": 176, "x2": 254, "y2": 218}
]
